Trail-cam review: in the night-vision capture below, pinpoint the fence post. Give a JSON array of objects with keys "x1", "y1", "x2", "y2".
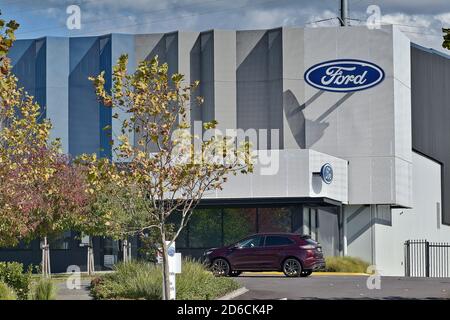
[
  {"x1": 405, "y1": 240, "x2": 410, "y2": 277},
  {"x1": 425, "y1": 240, "x2": 430, "y2": 277}
]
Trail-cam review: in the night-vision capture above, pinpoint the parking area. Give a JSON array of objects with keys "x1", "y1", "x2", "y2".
[{"x1": 234, "y1": 273, "x2": 450, "y2": 300}]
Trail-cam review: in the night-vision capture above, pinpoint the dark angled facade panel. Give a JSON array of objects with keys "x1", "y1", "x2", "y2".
[
  {"x1": 69, "y1": 36, "x2": 112, "y2": 158},
  {"x1": 10, "y1": 39, "x2": 46, "y2": 118},
  {"x1": 99, "y1": 36, "x2": 112, "y2": 159},
  {"x1": 411, "y1": 45, "x2": 450, "y2": 225}
]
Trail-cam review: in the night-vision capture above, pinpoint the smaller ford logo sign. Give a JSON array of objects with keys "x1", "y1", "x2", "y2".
[
  {"x1": 320, "y1": 163, "x2": 333, "y2": 184},
  {"x1": 304, "y1": 59, "x2": 385, "y2": 92},
  {"x1": 168, "y1": 246, "x2": 175, "y2": 257}
]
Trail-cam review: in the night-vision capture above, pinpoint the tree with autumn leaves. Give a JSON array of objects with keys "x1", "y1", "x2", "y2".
[
  {"x1": 0, "y1": 11, "x2": 148, "y2": 274},
  {"x1": 0, "y1": 13, "x2": 91, "y2": 276},
  {"x1": 1, "y1": 12, "x2": 253, "y2": 298},
  {"x1": 89, "y1": 54, "x2": 253, "y2": 299}
]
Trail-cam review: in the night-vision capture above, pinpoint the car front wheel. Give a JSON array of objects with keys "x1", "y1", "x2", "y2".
[
  {"x1": 211, "y1": 258, "x2": 230, "y2": 277},
  {"x1": 282, "y1": 258, "x2": 302, "y2": 277}
]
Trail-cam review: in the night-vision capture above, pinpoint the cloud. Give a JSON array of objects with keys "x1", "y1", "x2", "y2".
[
  {"x1": 4, "y1": 0, "x2": 450, "y2": 53},
  {"x1": 435, "y1": 12, "x2": 450, "y2": 25}
]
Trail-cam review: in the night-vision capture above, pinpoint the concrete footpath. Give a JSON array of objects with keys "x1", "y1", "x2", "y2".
[{"x1": 56, "y1": 280, "x2": 92, "y2": 300}]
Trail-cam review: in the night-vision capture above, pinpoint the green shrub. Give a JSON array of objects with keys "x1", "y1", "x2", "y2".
[
  {"x1": 0, "y1": 262, "x2": 32, "y2": 300},
  {"x1": 0, "y1": 281, "x2": 17, "y2": 300},
  {"x1": 30, "y1": 278, "x2": 58, "y2": 300},
  {"x1": 90, "y1": 259, "x2": 240, "y2": 300},
  {"x1": 324, "y1": 256, "x2": 370, "y2": 273}
]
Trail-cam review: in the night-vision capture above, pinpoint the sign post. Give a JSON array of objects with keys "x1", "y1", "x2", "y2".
[{"x1": 162, "y1": 241, "x2": 182, "y2": 300}]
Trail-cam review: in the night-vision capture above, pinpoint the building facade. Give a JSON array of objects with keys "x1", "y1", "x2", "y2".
[{"x1": 1, "y1": 25, "x2": 450, "y2": 276}]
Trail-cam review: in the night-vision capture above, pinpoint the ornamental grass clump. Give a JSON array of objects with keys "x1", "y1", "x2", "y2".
[
  {"x1": 0, "y1": 281, "x2": 17, "y2": 300},
  {"x1": 324, "y1": 256, "x2": 370, "y2": 273},
  {"x1": 30, "y1": 277, "x2": 58, "y2": 300}
]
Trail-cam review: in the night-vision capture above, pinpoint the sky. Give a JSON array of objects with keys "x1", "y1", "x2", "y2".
[{"x1": 0, "y1": 0, "x2": 449, "y2": 54}]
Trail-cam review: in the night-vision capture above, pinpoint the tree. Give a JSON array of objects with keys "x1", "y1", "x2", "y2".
[
  {"x1": 443, "y1": 28, "x2": 450, "y2": 50},
  {"x1": 74, "y1": 155, "x2": 155, "y2": 273},
  {"x1": 0, "y1": 13, "x2": 90, "y2": 276},
  {"x1": 3, "y1": 149, "x2": 90, "y2": 276},
  {"x1": 89, "y1": 55, "x2": 253, "y2": 299}
]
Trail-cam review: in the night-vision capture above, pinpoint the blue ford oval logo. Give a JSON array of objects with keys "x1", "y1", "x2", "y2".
[
  {"x1": 320, "y1": 163, "x2": 333, "y2": 184},
  {"x1": 304, "y1": 59, "x2": 385, "y2": 92}
]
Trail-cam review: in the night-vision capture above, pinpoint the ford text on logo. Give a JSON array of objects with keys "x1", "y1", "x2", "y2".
[{"x1": 304, "y1": 59, "x2": 385, "y2": 92}]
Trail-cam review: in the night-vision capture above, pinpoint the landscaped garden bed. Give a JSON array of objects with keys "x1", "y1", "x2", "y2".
[{"x1": 90, "y1": 259, "x2": 240, "y2": 300}]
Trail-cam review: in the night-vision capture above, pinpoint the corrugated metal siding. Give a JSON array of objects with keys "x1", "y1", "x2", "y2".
[{"x1": 411, "y1": 45, "x2": 450, "y2": 225}]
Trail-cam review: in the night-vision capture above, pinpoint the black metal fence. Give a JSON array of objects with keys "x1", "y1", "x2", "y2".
[{"x1": 404, "y1": 240, "x2": 450, "y2": 277}]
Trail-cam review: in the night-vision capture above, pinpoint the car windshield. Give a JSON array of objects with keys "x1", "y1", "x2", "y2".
[
  {"x1": 236, "y1": 236, "x2": 263, "y2": 248},
  {"x1": 304, "y1": 238, "x2": 317, "y2": 246}
]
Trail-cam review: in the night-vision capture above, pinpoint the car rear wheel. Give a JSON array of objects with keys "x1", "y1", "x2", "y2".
[
  {"x1": 211, "y1": 258, "x2": 230, "y2": 277},
  {"x1": 282, "y1": 258, "x2": 302, "y2": 277},
  {"x1": 300, "y1": 270, "x2": 312, "y2": 277}
]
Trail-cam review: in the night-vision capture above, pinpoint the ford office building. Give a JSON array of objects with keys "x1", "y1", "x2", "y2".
[{"x1": 1, "y1": 25, "x2": 450, "y2": 276}]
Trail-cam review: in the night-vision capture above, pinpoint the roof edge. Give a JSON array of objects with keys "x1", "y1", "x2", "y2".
[{"x1": 411, "y1": 42, "x2": 450, "y2": 60}]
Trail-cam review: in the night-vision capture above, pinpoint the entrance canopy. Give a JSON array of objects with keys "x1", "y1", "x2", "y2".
[{"x1": 204, "y1": 149, "x2": 348, "y2": 204}]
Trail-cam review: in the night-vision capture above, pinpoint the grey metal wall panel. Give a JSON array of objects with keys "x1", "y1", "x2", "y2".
[
  {"x1": 200, "y1": 31, "x2": 215, "y2": 123},
  {"x1": 236, "y1": 29, "x2": 283, "y2": 149},
  {"x1": 111, "y1": 34, "x2": 136, "y2": 162},
  {"x1": 411, "y1": 45, "x2": 450, "y2": 225},
  {"x1": 46, "y1": 37, "x2": 70, "y2": 153}
]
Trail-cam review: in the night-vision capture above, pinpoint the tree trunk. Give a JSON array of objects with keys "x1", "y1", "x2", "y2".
[
  {"x1": 87, "y1": 237, "x2": 95, "y2": 275},
  {"x1": 161, "y1": 233, "x2": 171, "y2": 300},
  {"x1": 122, "y1": 239, "x2": 129, "y2": 263},
  {"x1": 41, "y1": 236, "x2": 51, "y2": 277},
  {"x1": 128, "y1": 240, "x2": 132, "y2": 262}
]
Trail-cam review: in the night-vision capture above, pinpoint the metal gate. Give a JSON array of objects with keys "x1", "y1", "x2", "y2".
[{"x1": 404, "y1": 240, "x2": 450, "y2": 277}]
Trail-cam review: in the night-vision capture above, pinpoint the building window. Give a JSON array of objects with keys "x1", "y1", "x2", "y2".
[
  {"x1": 167, "y1": 212, "x2": 188, "y2": 248},
  {"x1": 49, "y1": 231, "x2": 71, "y2": 250},
  {"x1": 189, "y1": 209, "x2": 222, "y2": 248},
  {"x1": 258, "y1": 207, "x2": 292, "y2": 233},
  {"x1": 223, "y1": 208, "x2": 257, "y2": 245},
  {"x1": 303, "y1": 207, "x2": 319, "y2": 241}
]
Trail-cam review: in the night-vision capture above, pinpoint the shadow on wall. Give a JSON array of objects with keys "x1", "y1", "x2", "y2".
[
  {"x1": 283, "y1": 90, "x2": 355, "y2": 149},
  {"x1": 236, "y1": 29, "x2": 283, "y2": 149},
  {"x1": 145, "y1": 33, "x2": 178, "y2": 75},
  {"x1": 346, "y1": 205, "x2": 392, "y2": 246}
]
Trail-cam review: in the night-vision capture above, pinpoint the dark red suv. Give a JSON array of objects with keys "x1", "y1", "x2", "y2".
[{"x1": 203, "y1": 233, "x2": 325, "y2": 277}]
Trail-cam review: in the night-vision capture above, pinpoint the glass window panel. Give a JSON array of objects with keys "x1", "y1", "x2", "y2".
[
  {"x1": 258, "y1": 207, "x2": 292, "y2": 233},
  {"x1": 311, "y1": 209, "x2": 318, "y2": 241},
  {"x1": 303, "y1": 207, "x2": 311, "y2": 235},
  {"x1": 223, "y1": 208, "x2": 257, "y2": 245},
  {"x1": 49, "y1": 231, "x2": 71, "y2": 250},
  {"x1": 237, "y1": 235, "x2": 264, "y2": 248},
  {"x1": 265, "y1": 236, "x2": 294, "y2": 246},
  {"x1": 189, "y1": 209, "x2": 222, "y2": 248},
  {"x1": 167, "y1": 212, "x2": 188, "y2": 248}
]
